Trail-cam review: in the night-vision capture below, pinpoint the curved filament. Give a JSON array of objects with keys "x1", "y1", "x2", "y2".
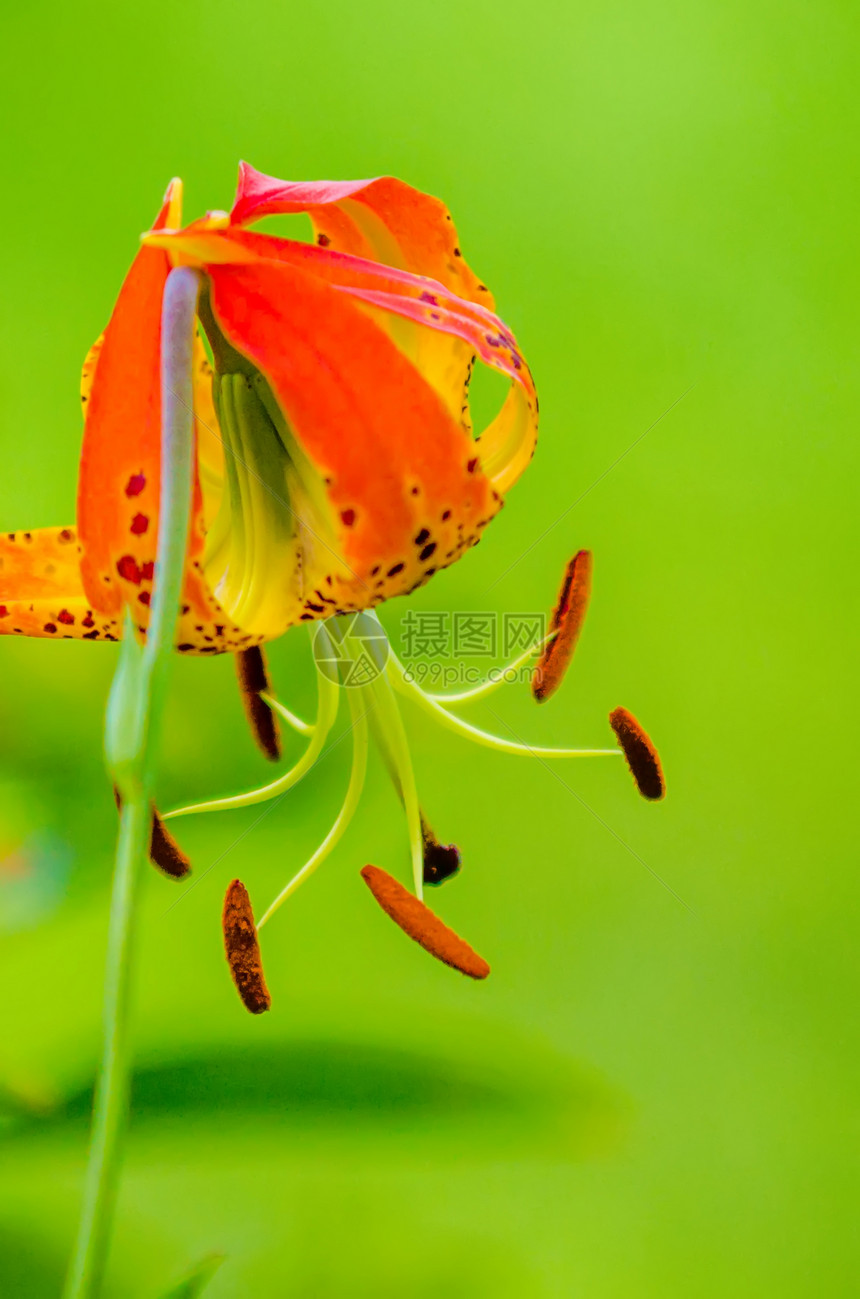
[
  {"x1": 165, "y1": 629, "x2": 341, "y2": 819},
  {"x1": 257, "y1": 685, "x2": 369, "y2": 928},
  {"x1": 387, "y1": 647, "x2": 619, "y2": 761}
]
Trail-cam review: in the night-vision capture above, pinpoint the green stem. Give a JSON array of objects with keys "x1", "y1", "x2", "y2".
[
  {"x1": 63, "y1": 266, "x2": 201, "y2": 1299},
  {"x1": 61, "y1": 798, "x2": 149, "y2": 1299}
]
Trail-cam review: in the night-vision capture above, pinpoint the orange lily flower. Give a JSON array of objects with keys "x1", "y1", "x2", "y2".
[
  {"x1": 0, "y1": 164, "x2": 536, "y2": 655},
  {"x1": 0, "y1": 165, "x2": 664, "y2": 1008}
]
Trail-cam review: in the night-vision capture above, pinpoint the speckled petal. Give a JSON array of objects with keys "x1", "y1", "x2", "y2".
[
  {"x1": 206, "y1": 256, "x2": 499, "y2": 619},
  {"x1": 77, "y1": 181, "x2": 248, "y2": 656},
  {"x1": 228, "y1": 166, "x2": 536, "y2": 486},
  {"x1": 0, "y1": 525, "x2": 120, "y2": 642},
  {"x1": 145, "y1": 224, "x2": 538, "y2": 498}
]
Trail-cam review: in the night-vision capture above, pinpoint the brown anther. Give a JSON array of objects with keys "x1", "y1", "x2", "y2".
[
  {"x1": 609, "y1": 707, "x2": 665, "y2": 800},
  {"x1": 421, "y1": 815, "x2": 461, "y2": 886},
  {"x1": 532, "y1": 550, "x2": 593, "y2": 703},
  {"x1": 360, "y1": 865, "x2": 489, "y2": 979},
  {"x1": 148, "y1": 810, "x2": 192, "y2": 878},
  {"x1": 235, "y1": 646, "x2": 281, "y2": 761},
  {"x1": 222, "y1": 879, "x2": 271, "y2": 1014},
  {"x1": 113, "y1": 788, "x2": 191, "y2": 879}
]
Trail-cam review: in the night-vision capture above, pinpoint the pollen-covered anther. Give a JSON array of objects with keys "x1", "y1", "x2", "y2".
[
  {"x1": 114, "y1": 789, "x2": 191, "y2": 878},
  {"x1": 421, "y1": 816, "x2": 461, "y2": 886},
  {"x1": 222, "y1": 879, "x2": 271, "y2": 1014},
  {"x1": 532, "y1": 550, "x2": 593, "y2": 703},
  {"x1": 360, "y1": 865, "x2": 489, "y2": 979},
  {"x1": 235, "y1": 646, "x2": 282, "y2": 761},
  {"x1": 609, "y1": 707, "x2": 665, "y2": 801}
]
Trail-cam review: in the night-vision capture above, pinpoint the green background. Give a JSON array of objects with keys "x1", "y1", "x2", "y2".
[{"x1": 0, "y1": 0, "x2": 855, "y2": 1294}]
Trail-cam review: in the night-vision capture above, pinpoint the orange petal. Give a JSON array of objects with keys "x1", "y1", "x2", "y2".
[
  {"x1": 231, "y1": 163, "x2": 493, "y2": 306},
  {"x1": 229, "y1": 166, "x2": 522, "y2": 482},
  {"x1": 532, "y1": 550, "x2": 593, "y2": 703},
  {"x1": 146, "y1": 223, "x2": 538, "y2": 497},
  {"x1": 206, "y1": 256, "x2": 501, "y2": 618},
  {"x1": 77, "y1": 182, "x2": 244, "y2": 655},
  {"x1": 361, "y1": 865, "x2": 489, "y2": 979},
  {"x1": 0, "y1": 525, "x2": 120, "y2": 642}
]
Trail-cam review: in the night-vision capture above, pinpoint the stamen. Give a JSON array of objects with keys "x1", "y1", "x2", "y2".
[
  {"x1": 149, "y1": 810, "x2": 192, "y2": 878},
  {"x1": 260, "y1": 692, "x2": 313, "y2": 737},
  {"x1": 609, "y1": 707, "x2": 665, "y2": 800},
  {"x1": 222, "y1": 878, "x2": 271, "y2": 1013},
  {"x1": 235, "y1": 646, "x2": 281, "y2": 761},
  {"x1": 113, "y1": 788, "x2": 191, "y2": 878},
  {"x1": 368, "y1": 673, "x2": 425, "y2": 900},
  {"x1": 421, "y1": 816, "x2": 461, "y2": 886},
  {"x1": 427, "y1": 630, "x2": 553, "y2": 707},
  {"x1": 532, "y1": 550, "x2": 592, "y2": 703},
  {"x1": 360, "y1": 865, "x2": 490, "y2": 979},
  {"x1": 165, "y1": 649, "x2": 340, "y2": 819},
  {"x1": 387, "y1": 647, "x2": 618, "y2": 760},
  {"x1": 256, "y1": 691, "x2": 368, "y2": 928}
]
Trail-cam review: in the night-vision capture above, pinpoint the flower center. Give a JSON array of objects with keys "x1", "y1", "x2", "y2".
[{"x1": 198, "y1": 294, "x2": 341, "y2": 638}]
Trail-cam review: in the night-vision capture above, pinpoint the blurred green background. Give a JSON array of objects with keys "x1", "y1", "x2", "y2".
[{"x1": 0, "y1": 0, "x2": 856, "y2": 1294}]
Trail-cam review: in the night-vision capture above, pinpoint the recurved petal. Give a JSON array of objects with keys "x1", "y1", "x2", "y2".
[
  {"x1": 206, "y1": 256, "x2": 501, "y2": 616},
  {"x1": 228, "y1": 168, "x2": 525, "y2": 481},
  {"x1": 76, "y1": 182, "x2": 245, "y2": 655},
  {"x1": 230, "y1": 163, "x2": 493, "y2": 306},
  {"x1": 144, "y1": 225, "x2": 538, "y2": 497},
  {"x1": 0, "y1": 525, "x2": 120, "y2": 642}
]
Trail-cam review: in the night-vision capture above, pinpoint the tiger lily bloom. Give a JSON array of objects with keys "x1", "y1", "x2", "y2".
[{"x1": 0, "y1": 165, "x2": 664, "y2": 1007}]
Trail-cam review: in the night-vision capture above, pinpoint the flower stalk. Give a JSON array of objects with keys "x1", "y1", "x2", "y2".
[{"x1": 63, "y1": 266, "x2": 201, "y2": 1299}]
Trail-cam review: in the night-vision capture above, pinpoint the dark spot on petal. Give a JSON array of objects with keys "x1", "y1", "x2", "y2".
[
  {"x1": 387, "y1": 562, "x2": 405, "y2": 577},
  {"x1": 116, "y1": 555, "x2": 141, "y2": 584},
  {"x1": 138, "y1": 591, "x2": 151, "y2": 606},
  {"x1": 130, "y1": 513, "x2": 149, "y2": 535},
  {"x1": 43, "y1": 623, "x2": 57, "y2": 634},
  {"x1": 125, "y1": 473, "x2": 146, "y2": 497},
  {"x1": 419, "y1": 542, "x2": 437, "y2": 562},
  {"x1": 340, "y1": 508, "x2": 356, "y2": 527},
  {"x1": 467, "y1": 457, "x2": 479, "y2": 474},
  {"x1": 58, "y1": 528, "x2": 74, "y2": 544},
  {"x1": 441, "y1": 509, "x2": 452, "y2": 521},
  {"x1": 414, "y1": 528, "x2": 430, "y2": 546},
  {"x1": 57, "y1": 609, "x2": 75, "y2": 625}
]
